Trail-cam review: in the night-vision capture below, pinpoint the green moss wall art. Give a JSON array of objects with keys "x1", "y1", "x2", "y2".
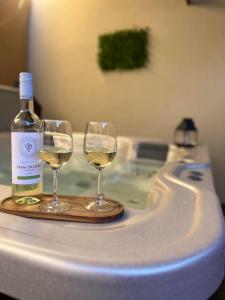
[{"x1": 98, "y1": 28, "x2": 149, "y2": 71}]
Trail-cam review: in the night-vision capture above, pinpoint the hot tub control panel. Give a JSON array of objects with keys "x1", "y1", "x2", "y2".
[{"x1": 136, "y1": 142, "x2": 169, "y2": 161}]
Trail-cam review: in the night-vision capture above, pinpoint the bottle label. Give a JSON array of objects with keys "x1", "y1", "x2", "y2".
[{"x1": 11, "y1": 132, "x2": 42, "y2": 184}]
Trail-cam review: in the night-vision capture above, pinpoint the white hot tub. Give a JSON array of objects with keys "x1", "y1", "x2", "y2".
[{"x1": 0, "y1": 133, "x2": 224, "y2": 300}]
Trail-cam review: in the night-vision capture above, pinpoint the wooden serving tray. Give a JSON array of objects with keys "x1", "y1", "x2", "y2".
[{"x1": 0, "y1": 194, "x2": 124, "y2": 223}]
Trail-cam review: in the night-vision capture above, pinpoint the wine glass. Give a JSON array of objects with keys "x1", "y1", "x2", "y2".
[
  {"x1": 39, "y1": 120, "x2": 73, "y2": 212},
  {"x1": 83, "y1": 121, "x2": 117, "y2": 212}
]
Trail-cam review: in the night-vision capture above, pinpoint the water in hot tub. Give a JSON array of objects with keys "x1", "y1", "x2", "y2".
[{"x1": 0, "y1": 151, "x2": 163, "y2": 210}]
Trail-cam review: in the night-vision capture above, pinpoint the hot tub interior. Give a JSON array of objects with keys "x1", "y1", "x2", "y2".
[{"x1": 0, "y1": 134, "x2": 167, "y2": 210}]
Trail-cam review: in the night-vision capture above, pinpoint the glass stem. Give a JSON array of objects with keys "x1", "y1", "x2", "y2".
[
  {"x1": 97, "y1": 169, "x2": 103, "y2": 205},
  {"x1": 52, "y1": 169, "x2": 59, "y2": 208}
]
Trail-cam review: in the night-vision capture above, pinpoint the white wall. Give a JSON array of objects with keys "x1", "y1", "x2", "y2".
[
  {"x1": 0, "y1": 0, "x2": 30, "y2": 85},
  {"x1": 29, "y1": 0, "x2": 225, "y2": 201}
]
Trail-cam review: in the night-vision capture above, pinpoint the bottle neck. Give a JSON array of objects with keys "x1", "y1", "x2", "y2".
[{"x1": 20, "y1": 99, "x2": 34, "y2": 112}]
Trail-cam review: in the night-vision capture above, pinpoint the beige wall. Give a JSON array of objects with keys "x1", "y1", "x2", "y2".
[
  {"x1": 29, "y1": 0, "x2": 225, "y2": 201},
  {"x1": 0, "y1": 0, "x2": 30, "y2": 86}
]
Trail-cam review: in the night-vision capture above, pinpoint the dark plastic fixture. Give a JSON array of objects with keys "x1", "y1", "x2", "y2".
[{"x1": 174, "y1": 118, "x2": 198, "y2": 147}]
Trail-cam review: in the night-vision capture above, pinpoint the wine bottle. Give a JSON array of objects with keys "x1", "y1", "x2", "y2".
[{"x1": 11, "y1": 72, "x2": 43, "y2": 205}]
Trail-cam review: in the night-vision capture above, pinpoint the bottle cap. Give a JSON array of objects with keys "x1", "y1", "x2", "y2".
[
  {"x1": 19, "y1": 72, "x2": 32, "y2": 84},
  {"x1": 19, "y1": 72, "x2": 33, "y2": 100}
]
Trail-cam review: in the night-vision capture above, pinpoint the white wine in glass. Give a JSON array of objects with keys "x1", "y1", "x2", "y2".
[
  {"x1": 39, "y1": 147, "x2": 72, "y2": 169},
  {"x1": 84, "y1": 121, "x2": 117, "y2": 212},
  {"x1": 85, "y1": 148, "x2": 117, "y2": 169},
  {"x1": 39, "y1": 120, "x2": 73, "y2": 213}
]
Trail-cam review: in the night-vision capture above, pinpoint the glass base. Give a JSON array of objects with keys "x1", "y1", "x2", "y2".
[
  {"x1": 85, "y1": 200, "x2": 114, "y2": 212},
  {"x1": 39, "y1": 202, "x2": 71, "y2": 213},
  {"x1": 15, "y1": 197, "x2": 41, "y2": 205}
]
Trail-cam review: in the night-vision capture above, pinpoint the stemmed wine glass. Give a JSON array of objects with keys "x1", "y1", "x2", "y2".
[
  {"x1": 39, "y1": 120, "x2": 73, "y2": 213},
  {"x1": 83, "y1": 121, "x2": 117, "y2": 212}
]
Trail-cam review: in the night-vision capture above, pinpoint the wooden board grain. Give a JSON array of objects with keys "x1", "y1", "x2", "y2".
[{"x1": 0, "y1": 194, "x2": 124, "y2": 223}]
